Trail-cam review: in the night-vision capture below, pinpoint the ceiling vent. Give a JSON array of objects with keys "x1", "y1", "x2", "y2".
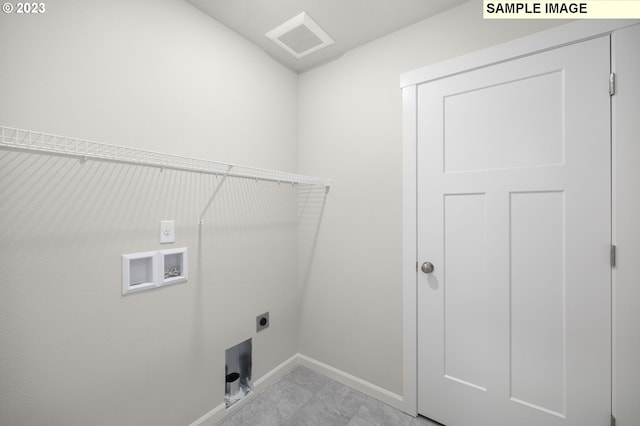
[{"x1": 266, "y1": 12, "x2": 334, "y2": 59}]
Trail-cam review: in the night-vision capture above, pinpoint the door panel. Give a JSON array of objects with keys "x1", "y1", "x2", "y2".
[
  {"x1": 509, "y1": 190, "x2": 565, "y2": 416},
  {"x1": 444, "y1": 71, "x2": 564, "y2": 173},
  {"x1": 417, "y1": 36, "x2": 611, "y2": 426},
  {"x1": 443, "y1": 193, "x2": 487, "y2": 391}
]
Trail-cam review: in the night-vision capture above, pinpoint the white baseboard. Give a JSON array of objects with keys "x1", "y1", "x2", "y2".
[
  {"x1": 189, "y1": 353, "x2": 406, "y2": 425},
  {"x1": 189, "y1": 401, "x2": 226, "y2": 426},
  {"x1": 189, "y1": 353, "x2": 300, "y2": 426},
  {"x1": 296, "y1": 354, "x2": 405, "y2": 411}
]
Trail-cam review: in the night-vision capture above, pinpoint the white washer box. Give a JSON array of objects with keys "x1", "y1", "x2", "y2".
[
  {"x1": 122, "y1": 248, "x2": 188, "y2": 295},
  {"x1": 161, "y1": 247, "x2": 188, "y2": 286}
]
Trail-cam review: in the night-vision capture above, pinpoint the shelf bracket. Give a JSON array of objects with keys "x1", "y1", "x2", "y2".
[{"x1": 198, "y1": 165, "x2": 233, "y2": 225}]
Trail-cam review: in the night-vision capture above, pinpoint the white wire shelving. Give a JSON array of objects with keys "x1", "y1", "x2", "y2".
[{"x1": 0, "y1": 126, "x2": 332, "y2": 188}]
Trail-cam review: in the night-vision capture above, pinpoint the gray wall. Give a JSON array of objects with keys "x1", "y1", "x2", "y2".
[{"x1": 0, "y1": 1, "x2": 301, "y2": 425}]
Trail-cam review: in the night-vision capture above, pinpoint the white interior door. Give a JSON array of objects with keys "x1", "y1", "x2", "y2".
[{"x1": 417, "y1": 36, "x2": 611, "y2": 426}]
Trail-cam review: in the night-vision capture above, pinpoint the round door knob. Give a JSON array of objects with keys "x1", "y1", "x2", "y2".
[{"x1": 421, "y1": 262, "x2": 434, "y2": 274}]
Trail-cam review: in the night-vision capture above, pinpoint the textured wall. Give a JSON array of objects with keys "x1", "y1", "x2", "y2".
[{"x1": 0, "y1": 1, "x2": 300, "y2": 425}]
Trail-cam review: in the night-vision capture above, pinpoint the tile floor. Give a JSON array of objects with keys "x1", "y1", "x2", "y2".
[{"x1": 216, "y1": 366, "x2": 441, "y2": 426}]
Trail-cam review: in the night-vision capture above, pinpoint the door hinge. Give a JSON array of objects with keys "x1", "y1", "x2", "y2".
[
  {"x1": 611, "y1": 414, "x2": 616, "y2": 426},
  {"x1": 609, "y1": 73, "x2": 616, "y2": 96},
  {"x1": 611, "y1": 245, "x2": 617, "y2": 268}
]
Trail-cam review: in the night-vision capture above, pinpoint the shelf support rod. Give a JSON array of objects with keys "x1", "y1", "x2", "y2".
[{"x1": 198, "y1": 165, "x2": 233, "y2": 225}]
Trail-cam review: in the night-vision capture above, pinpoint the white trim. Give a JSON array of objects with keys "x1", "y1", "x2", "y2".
[
  {"x1": 400, "y1": 19, "x2": 639, "y2": 419},
  {"x1": 610, "y1": 23, "x2": 640, "y2": 426},
  {"x1": 297, "y1": 354, "x2": 405, "y2": 411},
  {"x1": 401, "y1": 85, "x2": 418, "y2": 417},
  {"x1": 400, "y1": 19, "x2": 639, "y2": 88},
  {"x1": 253, "y1": 353, "x2": 300, "y2": 389},
  {"x1": 611, "y1": 30, "x2": 620, "y2": 424},
  {"x1": 189, "y1": 352, "x2": 410, "y2": 425},
  {"x1": 189, "y1": 354, "x2": 300, "y2": 426},
  {"x1": 188, "y1": 402, "x2": 226, "y2": 426}
]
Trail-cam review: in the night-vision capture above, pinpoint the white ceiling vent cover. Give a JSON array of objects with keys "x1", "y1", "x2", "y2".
[{"x1": 266, "y1": 12, "x2": 334, "y2": 59}]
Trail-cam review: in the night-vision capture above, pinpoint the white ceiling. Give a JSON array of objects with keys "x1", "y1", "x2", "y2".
[{"x1": 186, "y1": 0, "x2": 470, "y2": 72}]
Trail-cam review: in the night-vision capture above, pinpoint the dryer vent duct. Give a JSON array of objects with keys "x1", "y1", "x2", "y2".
[{"x1": 266, "y1": 12, "x2": 335, "y2": 59}]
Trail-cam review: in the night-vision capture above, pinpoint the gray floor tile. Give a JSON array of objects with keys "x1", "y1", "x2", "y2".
[
  {"x1": 214, "y1": 367, "x2": 419, "y2": 426},
  {"x1": 220, "y1": 377, "x2": 314, "y2": 426},
  {"x1": 347, "y1": 416, "x2": 377, "y2": 426},
  {"x1": 256, "y1": 378, "x2": 315, "y2": 422},
  {"x1": 284, "y1": 366, "x2": 332, "y2": 395},
  {"x1": 285, "y1": 395, "x2": 351, "y2": 426},
  {"x1": 214, "y1": 412, "x2": 242, "y2": 426},
  {"x1": 315, "y1": 380, "x2": 368, "y2": 417},
  {"x1": 355, "y1": 397, "x2": 413, "y2": 426}
]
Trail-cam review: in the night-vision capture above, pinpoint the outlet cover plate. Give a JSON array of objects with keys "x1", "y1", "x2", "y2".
[
  {"x1": 256, "y1": 312, "x2": 269, "y2": 332},
  {"x1": 160, "y1": 220, "x2": 175, "y2": 244}
]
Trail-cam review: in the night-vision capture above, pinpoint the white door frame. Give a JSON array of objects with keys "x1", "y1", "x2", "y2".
[{"x1": 400, "y1": 19, "x2": 639, "y2": 418}]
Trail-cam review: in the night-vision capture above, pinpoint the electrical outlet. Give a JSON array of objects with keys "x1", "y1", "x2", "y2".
[
  {"x1": 256, "y1": 312, "x2": 269, "y2": 332},
  {"x1": 160, "y1": 220, "x2": 175, "y2": 244}
]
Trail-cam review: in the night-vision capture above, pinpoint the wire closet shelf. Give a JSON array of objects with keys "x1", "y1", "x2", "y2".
[{"x1": 0, "y1": 126, "x2": 332, "y2": 188}]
